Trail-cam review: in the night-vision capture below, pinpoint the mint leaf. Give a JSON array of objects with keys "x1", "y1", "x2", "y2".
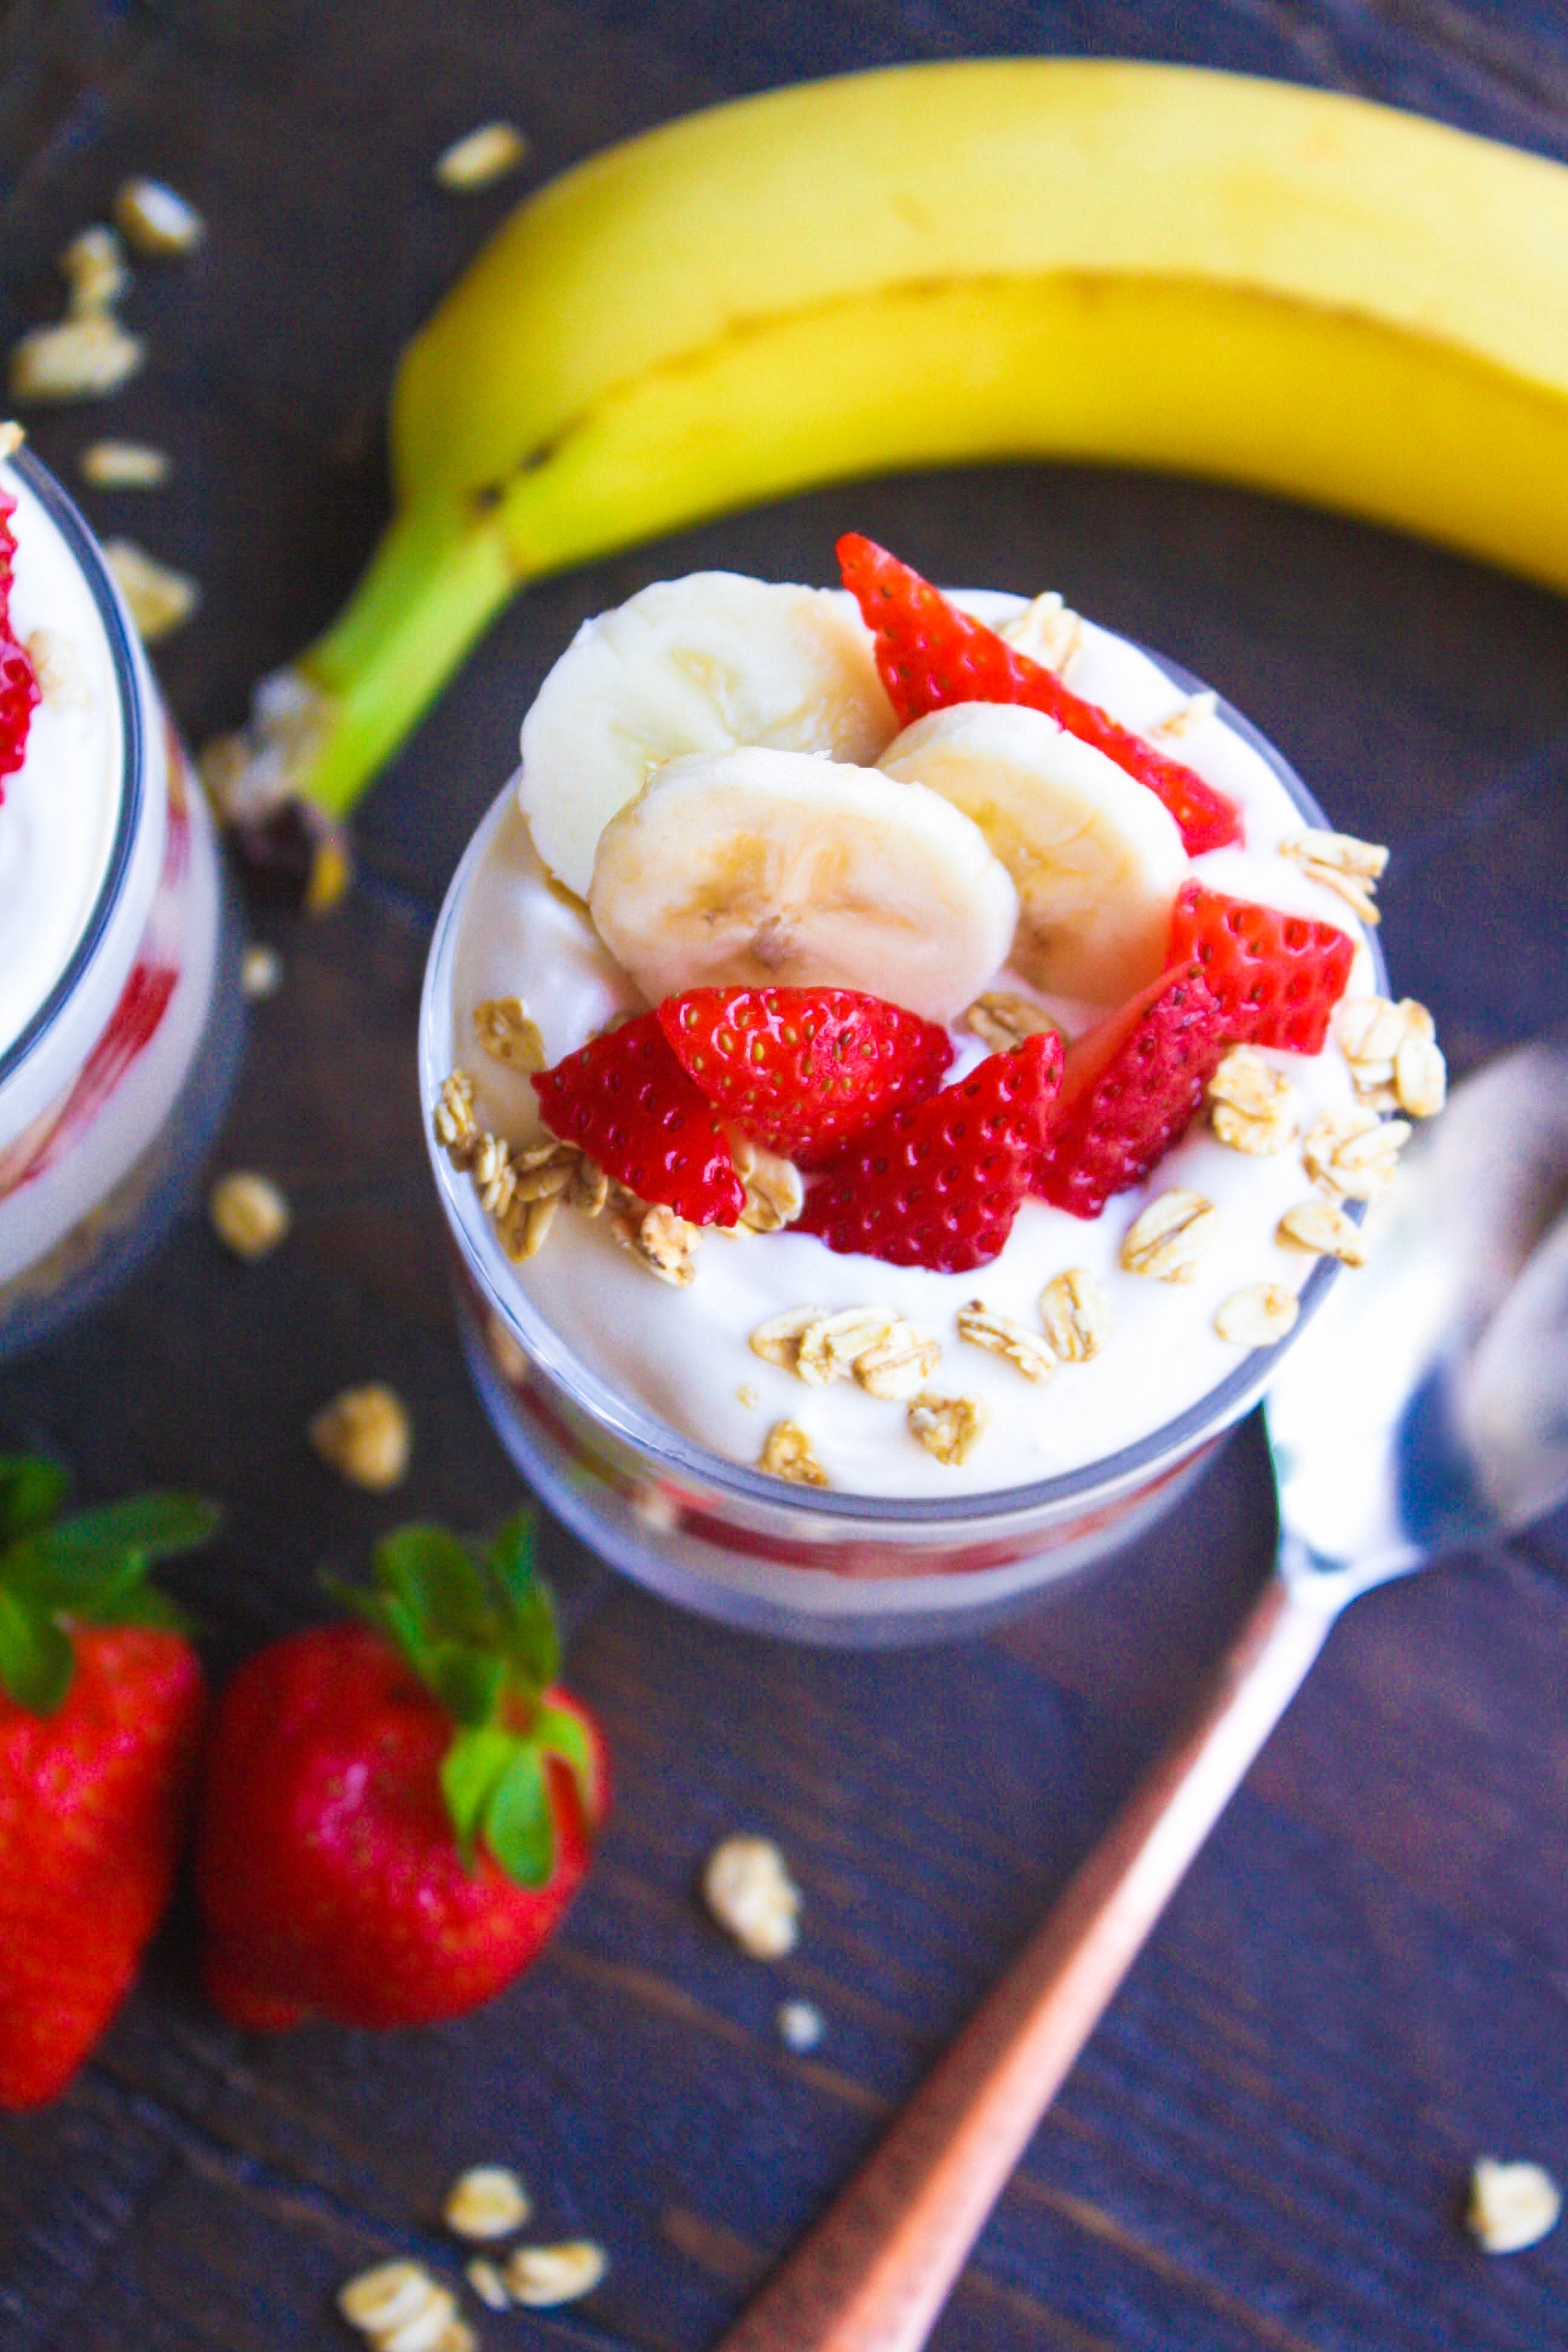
[
  {"x1": 0, "y1": 1587, "x2": 74, "y2": 1713},
  {"x1": 440, "y1": 1723, "x2": 516, "y2": 1871},
  {"x1": 0, "y1": 1454, "x2": 70, "y2": 1543},
  {"x1": 482, "y1": 1743, "x2": 554, "y2": 1889}
]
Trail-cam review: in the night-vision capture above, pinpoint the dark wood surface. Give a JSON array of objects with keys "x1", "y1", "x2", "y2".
[{"x1": 4, "y1": 4, "x2": 1568, "y2": 2346}]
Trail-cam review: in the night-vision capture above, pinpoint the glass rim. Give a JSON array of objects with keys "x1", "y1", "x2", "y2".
[
  {"x1": 0, "y1": 444, "x2": 143, "y2": 1093},
  {"x1": 419, "y1": 637, "x2": 1386, "y2": 1527}
]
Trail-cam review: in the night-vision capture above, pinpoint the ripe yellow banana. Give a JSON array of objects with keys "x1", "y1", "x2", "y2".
[{"x1": 212, "y1": 58, "x2": 1568, "y2": 837}]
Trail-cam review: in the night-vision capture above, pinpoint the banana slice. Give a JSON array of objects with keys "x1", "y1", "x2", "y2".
[
  {"x1": 518, "y1": 572, "x2": 897, "y2": 897},
  {"x1": 879, "y1": 702, "x2": 1188, "y2": 1004},
  {"x1": 588, "y1": 745, "x2": 1018, "y2": 1022}
]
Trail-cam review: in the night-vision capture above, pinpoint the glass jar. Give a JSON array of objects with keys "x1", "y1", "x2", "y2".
[
  {"x1": 0, "y1": 448, "x2": 241, "y2": 1357},
  {"x1": 420, "y1": 648, "x2": 1377, "y2": 1646}
]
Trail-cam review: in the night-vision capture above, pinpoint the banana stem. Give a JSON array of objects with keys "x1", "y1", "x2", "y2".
[{"x1": 294, "y1": 496, "x2": 520, "y2": 819}]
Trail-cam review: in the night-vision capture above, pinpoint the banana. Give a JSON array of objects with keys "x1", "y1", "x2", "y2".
[
  {"x1": 586, "y1": 745, "x2": 1018, "y2": 1020},
  {"x1": 879, "y1": 702, "x2": 1187, "y2": 1004},
  {"x1": 517, "y1": 572, "x2": 894, "y2": 897},
  {"x1": 200, "y1": 60, "x2": 1568, "y2": 840}
]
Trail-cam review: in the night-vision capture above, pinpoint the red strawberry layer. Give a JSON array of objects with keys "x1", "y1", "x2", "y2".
[
  {"x1": 0, "y1": 492, "x2": 39, "y2": 800},
  {"x1": 658, "y1": 985, "x2": 952, "y2": 1163},
  {"x1": 1033, "y1": 965, "x2": 1230, "y2": 1221},
  {"x1": 795, "y1": 1028, "x2": 1063, "y2": 1273},
  {"x1": 532, "y1": 1013, "x2": 743, "y2": 1225},
  {"x1": 837, "y1": 532, "x2": 1241, "y2": 856},
  {"x1": 1168, "y1": 880, "x2": 1354, "y2": 1054}
]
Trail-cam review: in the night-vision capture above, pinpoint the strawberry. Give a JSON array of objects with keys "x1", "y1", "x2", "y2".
[
  {"x1": 795, "y1": 1028, "x2": 1063, "y2": 1272},
  {"x1": 195, "y1": 1514, "x2": 607, "y2": 2031},
  {"x1": 1032, "y1": 964, "x2": 1230, "y2": 1219},
  {"x1": 837, "y1": 532, "x2": 1241, "y2": 855},
  {"x1": 657, "y1": 985, "x2": 953, "y2": 1163},
  {"x1": 0, "y1": 491, "x2": 39, "y2": 800},
  {"x1": 532, "y1": 1011, "x2": 744, "y2": 1224},
  {"x1": 1168, "y1": 879, "x2": 1356, "y2": 1054},
  {"x1": 0, "y1": 1455, "x2": 218, "y2": 2109}
]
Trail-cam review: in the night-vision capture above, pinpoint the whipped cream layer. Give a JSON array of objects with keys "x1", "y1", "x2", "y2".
[
  {"x1": 0, "y1": 460, "x2": 121, "y2": 1060},
  {"x1": 445, "y1": 595, "x2": 1376, "y2": 1498}
]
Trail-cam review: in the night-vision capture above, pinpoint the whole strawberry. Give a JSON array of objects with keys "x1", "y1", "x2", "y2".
[
  {"x1": 195, "y1": 1514, "x2": 607, "y2": 2030},
  {"x1": 0, "y1": 1455, "x2": 218, "y2": 2109}
]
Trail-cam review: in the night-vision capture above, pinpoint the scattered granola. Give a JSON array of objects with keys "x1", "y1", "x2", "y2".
[
  {"x1": 502, "y1": 2240, "x2": 609, "y2": 2309},
  {"x1": 703, "y1": 1833, "x2": 802, "y2": 1957},
  {"x1": 610, "y1": 1201, "x2": 700, "y2": 1285},
  {"x1": 1214, "y1": 1284, "x2": 1299, "y2": 1347},
  {"x1": 1276, "y1": 1198, "x2": 1368, "y2": 1267},
  {"x1": 10, "y1": 310, "x2": 145, "y2": 403},
  {"x1": 853, "y1": 1321, "x2": 942, "y2": 1401},
  {"x1": 1151, "y1": 687, "x2": 1218, "y2": 740},
  {"x1": 434, "y1": 122, "x2": 531, "y2": 192},
  {"x1": 61, "y1": 224, "x2": 129, "y2": 313},
  {"x1": 1280, "y1": 827, "x2": 1389, "y2": 924},
  {"x1": 957, "y1": 1299, "x2": 1057, "y2": 1384},
  {"x1": 736, "y1": 1142, "x2": 803, "y2": 1233},
  {"x1": 1038, "y1": 1267, "x2": 1112, "y2": 1362},
  {"x1": 736, "y1": 1383, "x2": 760, "y2": 1410},
  {"x1": 465, "y1": 2257, "x2": 511, "y2": 2311},
  {"x1": 240, "y1": 942, "x2": 283, "y2": 999},
  {"x1": 1120, "y1": 1191, "x2": 1219, "y2": 1283},
  {"x1": 113, "y1": 176, "x2": 204, "y2": 256},
  {"x1": 103, "y1": 538, "x2": 199, "y2": 642},
  {"x1": 307, "y1": 1383, "x2": 411, "y2": 1491},
  {"x1": 749, "y1": 1306, "x2": 821, "y2": 1370},
  {"x1": 433, "y1": 1071, "x2": 479, "y2": 1163},
  {"x1": 1302, "y1": 1107, "x2": 1411, "y2": 1201},
  {"x1": 907, "y1": 1390, "x2": 989, "y2": 1467},
  {"x1": 207, "y1": 1169, "x2": 290, "y2": 1261},
  {"x1": 443, "y1": 2164, "x2": 531, "y2": 2241},
  {"x1": 797, "y1": 1305, "x2": 898, "y2": 1388},
  {"x1": 472, "y1": 995, "x2": 545, "y2": 1072},
  {"x1": 1334, "y1": 996, "x2": 1445, "y2": 1117},
  {"x1": 338, "y1": 2259, "x2": 456, "y2": 2345},
  {"x1": 777, "y1": 1999, "x2": 826, "y2": 2053},
  {"x1": 1207, "y1": 1047, "x2": 1297, "y2": 1155},
  {"x1": 1465, "y1": 2156, "x2": 1562, "y2": 2255},
  {"x1": 958, "y1": 990, "x2": 1064, "y2": 1056},
  {"x1": 996, "y1": 589, "x2": 1083, "y2": 674},
  {"x1": 24, "y1": 626, "x2": 90, "y2": 710},
  {"x1": 496, "y1": 1190, "x2": 560, "y2": 1264},
  {"x1": 471, "y1": 1133, "x2": 517, "y2": 1219},
  {"x1": 757, "y1": 1420, "x2": 827, "y2": 1485}
]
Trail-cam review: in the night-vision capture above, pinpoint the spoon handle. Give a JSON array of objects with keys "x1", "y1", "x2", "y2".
[{"x1": 716, "y1": 1569, "x2": 1333, "y2": 2352}]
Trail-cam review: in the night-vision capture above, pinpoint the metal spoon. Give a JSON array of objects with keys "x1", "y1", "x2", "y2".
[{"x1": 717, "y1": 1036, "x2": 1568, "y2": 2352}]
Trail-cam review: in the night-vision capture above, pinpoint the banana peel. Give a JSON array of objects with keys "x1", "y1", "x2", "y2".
[{"x1": 200, "y1": 58, "x2": 1568, "y2": 899}]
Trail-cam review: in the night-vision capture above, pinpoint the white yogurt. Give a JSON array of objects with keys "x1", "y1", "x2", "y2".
[
  {"x1": 442, "y1": 592, "x2": 1379, "y2": 1498},
  {"x1": 0, "y1": 462, "x2": 121, "y2": 1056}
]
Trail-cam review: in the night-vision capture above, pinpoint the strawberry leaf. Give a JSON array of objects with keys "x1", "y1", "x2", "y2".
[
  {"x1": 482, "y1": 1744, "x2": 554, "y2": 1890},
  {"x1": 425, "y1": 1643, "x2": 505, "y2": 1730},
  {"x1": 0, "y1": 1586, "x2": 74, "y2": 1714},
  {"x1": 0, "y1": 1453, "x2": 70, "y2": 1542},
  {"x1": 440, "y1": 1723, "x2": 517, "y2": 1872},
  {"x1": 535, "y1": 1698, "x2": 600, "y2": 1825},
  {"x1": 483, "y1": 1514, "x2": 559, "y2": 1689}
]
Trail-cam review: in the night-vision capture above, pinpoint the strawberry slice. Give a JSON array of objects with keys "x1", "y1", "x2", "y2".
[
  {"x1": 837, "y1": 532, "x2": 1241, "y2": 857},
  {"x1": 657, "y1": 985, "x2": 952, "y2": 1163},
  {"x1": 795, "y1": 1030, "x2": 1063, "y2": 1273},
  {"x1": 1168, "y1": 880, "x2": 1355, "y2": 1054},
  {"x1": 531, "y1": 1013, "x2": 744, "y2": 1225},
  {"x1": 1033, "y1": 965, "x2": 1229, "y2": 1220},
  {"x1": 0, "y1": 492, "x2": 39, "y2": 802}
]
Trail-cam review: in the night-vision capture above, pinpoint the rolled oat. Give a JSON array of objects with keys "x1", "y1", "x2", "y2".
[
  {"x1": 757, "y1": 1420, "x2": 827, "y2": 1485},
  {"x1": 958, "y1": 991, "x2": 1063, "y2": 1056},
  {"x1": 1279, "y1": 828, "x2": 1389, "y2": 924},
  {"x1": 207, "y1": 1169, "x2": 290, "y2": 1261},
  {"x1": 1214, "y1": 1284, "x2": 1300, "y2": 1347},
  {"x1": 702, "y1": 1834, "x2": 802, "y2": 1957},
  {"x1": 443, "y1": 2164, "x2": 531, "y2": 2241},
  {"x1": 434, "y1": 122, "x2": 530, "y2": 192},
  {"x1": 308, "y1": 1383, "x2": 411, "y2": 1491},
  {"x1": 472, "y1": 996, "x2": 545, "y2": 1072},
  {"x1": 1276, "y1": 1198, "x2": 1367, "y2": 1267},
  {"x1": 1037, "y1": 1267, "x2": 1112, "y2": 1362},
  {"x1": 1120, "y1": 1191, "x2": 1218, "y2": 1283},
  {"x1": 956, "y1": 1300, "x2": 1057, "y2": 1384},
  {"x1": 907, "y1": 1391, "x2": 989, "y2": 1468},
  {"x1": 502, "y1": 2239, "x2": 609, "y2": 2308}
]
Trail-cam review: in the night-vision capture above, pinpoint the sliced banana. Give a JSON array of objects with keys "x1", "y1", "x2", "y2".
[
  {"x1": 518, "y1": 572, "x2": 897, "y2": 897},
  {"x1": 588, "y1": 745, "x2": 1018, "y2": 1022},
  {"x1": 879, "y1": 701, "x2": 1188, "y2": 1004}
]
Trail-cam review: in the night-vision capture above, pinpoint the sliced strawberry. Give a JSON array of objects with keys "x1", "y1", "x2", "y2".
[
  {"x1": 656, "y1": 985, "x2": 952, "y2": 1163},
  {"x1": 1033, "y1": 965, "x2": 1229, "y2": 1220},
  {"x1": 531, "y1": 1013, "x2": 744, "y2": 1225},
  {"x1": 0, "y1": 492, "x2": 39, "y2": 800},
  {"x1": 795, "y1": 1030, "x2": 1063, "y2": 1273},
  {"x1": 1168, "y1": 880, "x2": 1355, "y2": 1054},
  {"x1": 837, "y1": 533, "x2": 1241, "y2": 857}
]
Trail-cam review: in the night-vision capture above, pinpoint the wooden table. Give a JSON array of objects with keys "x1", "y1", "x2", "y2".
[{"x1": 3, "y1": 5, "x2": 1567, "y2": 2346}]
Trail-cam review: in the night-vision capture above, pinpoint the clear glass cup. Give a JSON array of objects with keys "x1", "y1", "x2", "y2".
[
  {"x1": 0, "y1": 448, "x2": 241, "y2": 1357},
  {"x1": 419, "y1": 654, "x2": 1377, "y2": 1646}
]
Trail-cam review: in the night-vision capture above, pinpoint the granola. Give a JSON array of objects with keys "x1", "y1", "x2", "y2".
[
  {"x1": 1120, "y1": 1191, "x2": 1218, "y2": 1283},
  {"x1": 207, "y1": 1169, "x2": 290, "y2": 1261},
  {"x1": 1279, "y1": 827, "x2": 1389, "y2": 924},
  {"x1": 611, "y1": 1202, "x2": 700, "y2": 1285},
  {"x1": 958, "y1": 990, "x2": 1064, "y2": 1055},
  {"x1": 434, "y1": 122, "x2": 530, "y2": 192},
  {"x1": 956, "y1": 1300, "x2": 1057, "y2": 1384},
  {"x1": 1207, "y1": 1047, "x2": 1297, "y2": 1155},
  {"x1": 852, "y1": 1321, "x2": 942, "y2": 1400},
  {"x1": 1334, "y1": 995, "x2": 1445, "y2": 1117},
  {"x1": 1465, "y1": 2156, "x2": 1562, "y2": 2255},
  {"x1": 1037, "y1": 1267, "x2": 1112, "y2": 1362},
  {"x1": 443, "y1": 2164, "x2": 531, "y2": 2241},
  {"x1": 797, "y1": 1305, "x2": 898, "y2": 1387},
  {"x1": 472, "y1": 995, "x2": 546, "y2": 1072},
  {"x1": 1276, "y1": 1197, "x2": 1368, "y2": 1267},
  {"x1": 996, "y1": 589, "x2": 1083, "y2": 674},
  {"x1": 1302, "y1": 1107, "x2": 1410, "y2": 1201},
  {"x1": 503, "y1": 2241, "x2": 609, "y2": 2309},
  {"x1": 758, "y1": 1420, "x2": 828, "y2": 1485},
  {"x1": 907, "y1": 1391, "x2": 989, "y2": 1467},
  {"x1": 1214, "y1": 1284, "x2": 1300, "y2": 1347},
  {"x1": 702, "y1": 1832, "x2": 802, "y2": 1956},
  {"x1": 307, "y1": 1384, "x2": 411, "y2": 1492}
]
